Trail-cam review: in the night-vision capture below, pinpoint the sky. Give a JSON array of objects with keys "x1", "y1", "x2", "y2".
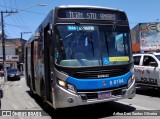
[{"x1": 0, "y1": 0, "x2": 160, "y2": 40}]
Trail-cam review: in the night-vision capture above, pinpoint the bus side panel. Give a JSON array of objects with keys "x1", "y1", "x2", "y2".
[{"x1": 33, "y1": 37, "x2": 45, "y2": 96}]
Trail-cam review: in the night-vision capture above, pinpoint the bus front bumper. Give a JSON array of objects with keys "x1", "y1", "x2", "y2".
[{"x1": 54, "y1": 80, "x2": 135, "y2": 109}]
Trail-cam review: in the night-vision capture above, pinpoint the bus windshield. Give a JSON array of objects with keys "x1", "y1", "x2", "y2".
[{"x1": 55, "y1": 25, "x2": 132, "y2": 67}]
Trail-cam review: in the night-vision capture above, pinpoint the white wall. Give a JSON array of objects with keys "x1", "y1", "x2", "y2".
[{"x1": 0, "y1": 46, "x2": 16, "y2": 55}]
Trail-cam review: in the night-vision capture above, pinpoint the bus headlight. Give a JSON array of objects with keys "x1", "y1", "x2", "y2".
[
  {"x1": 57, "y1": 78, "x2": 77, "y2": 93},
  {"x1": 128, "y1": 75, "x2": 135, "y2": 88},
  {"x1": 58, "y1": 80, "x2": 66, "y2": 87}
]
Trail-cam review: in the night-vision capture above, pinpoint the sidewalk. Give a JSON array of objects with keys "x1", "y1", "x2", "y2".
[
  {"x1": 0, "y1": 77, "x2": 5, "y2": 86},
  {"x1": 0, "y1": 77, "x2": 51, "y2": 119}
]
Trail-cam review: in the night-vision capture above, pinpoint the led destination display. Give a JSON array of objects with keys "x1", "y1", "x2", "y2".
[{"x1": 57, "y1": 9, "x2": 127, "y2": 21}]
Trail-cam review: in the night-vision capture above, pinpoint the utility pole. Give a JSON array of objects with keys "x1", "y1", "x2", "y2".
[
  {"x1": 20, "y1": 32, "x2": 31, "y2": 74},
  {"x1": 1, "y1": 10, "x2": 17, "y2": 82},
  {"x1": 21, "y1": 32, "x2": 32, "y2": 40}
]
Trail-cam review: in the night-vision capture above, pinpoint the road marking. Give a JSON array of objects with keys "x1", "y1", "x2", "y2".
[{"x1": 118, "y1": 101, "x2": 155, "y2": 110}]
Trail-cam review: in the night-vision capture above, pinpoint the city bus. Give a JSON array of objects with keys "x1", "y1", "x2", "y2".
[{"x1": 24, "y1": 5, "x2": 135, "y2": 109}]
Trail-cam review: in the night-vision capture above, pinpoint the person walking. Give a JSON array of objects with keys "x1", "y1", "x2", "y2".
[{"x1": 0, "y1": 86, "x2": 3, "y2": 109}]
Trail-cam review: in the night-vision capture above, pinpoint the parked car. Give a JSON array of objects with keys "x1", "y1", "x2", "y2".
[
  {"x1": 133, "y1": 52, "x2": 160, "y2": 88},
  {"x1": 7, "y1": 68, "x2": 21, "y2": 80}
]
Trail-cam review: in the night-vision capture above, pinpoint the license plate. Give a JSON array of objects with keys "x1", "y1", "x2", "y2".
[{"x1": 98, "y1": 92, "x2": 111, "y2": 99}]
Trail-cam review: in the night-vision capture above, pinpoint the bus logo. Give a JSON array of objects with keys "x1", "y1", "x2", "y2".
[
  {"x1": 98, "y1": 74, "x2": 109, "y2": 78},
  {"x1": 102, "y1": 81, "x2": 107, "y2": 86}
]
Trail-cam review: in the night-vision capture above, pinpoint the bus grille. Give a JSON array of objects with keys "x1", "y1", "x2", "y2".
[{"x1": 74, "y1": 69, "x2": 128, "y2": 79}]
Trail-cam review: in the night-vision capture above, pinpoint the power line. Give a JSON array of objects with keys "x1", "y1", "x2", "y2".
[
  {"x1": 0, "y1": 4, "x2": 46, "y2": 15},
  {"x1": 7, "y1": 15, "x2": 29, "y2": 32},
  {"x1": 3, "y1": 22, "x2": 34, "y2": 39},
  {"x1": 2, "y1": 0, "x2": 29, "y2": 35},
  {"x1": 5, "y1": 22, "x2": 36, "y2": 28},
  {"x1": 17, "y1": 13, "x2": 32, "y2": 32},
  {"x1": 5, "y1": 30, "x2": 13, "y2": 38},
  {"x1": 5, "y1": 0, "x2": 31, "y2": 33}
]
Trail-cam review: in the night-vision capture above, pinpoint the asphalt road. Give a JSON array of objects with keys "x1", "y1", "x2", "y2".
[
  {"x1": 0, "y1": 77, "x2": 51, "y2": 119},
  {"x1": 0, "y1": 77, "x2": 160, "y2": 119}
]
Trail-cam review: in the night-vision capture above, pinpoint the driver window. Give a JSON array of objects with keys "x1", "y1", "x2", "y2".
[{"x1": 143, "y1": 56, "x2": 157, "y2": 67}]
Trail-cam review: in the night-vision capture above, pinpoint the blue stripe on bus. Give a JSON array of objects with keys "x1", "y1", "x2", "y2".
[{"x1": 66, "y1": 72, "x2": 131, "y2": 90}]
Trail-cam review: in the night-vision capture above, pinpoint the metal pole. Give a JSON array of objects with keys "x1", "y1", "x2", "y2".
[
  {"x1": 20, "y1": 32, "x2": 31, "y2": 75},
  {"x1": 20, "y1": 32, "x2": 23, "y2": 73},
  {"x1": 21, "y1": 32, "x2": 23, "y2": 40},
  {"x1": 1, "y1": 11, "x2": 18, "y2": 82},
  {"x1": 1, "y1": 11, "x2": 7, "y2": 82}
]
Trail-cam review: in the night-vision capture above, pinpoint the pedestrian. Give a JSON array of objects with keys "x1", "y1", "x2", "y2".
[{"x1": 0, "y1": 86, "x2": 3, "y2": 109}]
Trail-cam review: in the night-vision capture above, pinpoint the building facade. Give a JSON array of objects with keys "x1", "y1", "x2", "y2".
[
  {"x1": 131, "y1": 22, "x2": 160, "y2": 53},
  {"x1": 0, "y1": 38, "x2": 26, "y2": 72}
]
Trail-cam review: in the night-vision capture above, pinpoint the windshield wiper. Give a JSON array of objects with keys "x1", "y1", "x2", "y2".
[
  {"x1": 75, "y1": 21, "x2": 87, "y2": 36},
  {"x1": 104, "y1": 21, "x2": 118, "y2": 56},
  {"x1": 89, "y1": 33, "x2": 94, "y2": 56},
  {"x1": 104, "y1": 32, "x2": 110, "y2": 56},
  {"x1": 75, "y1": 21, "x2": 94, "y2": 56},
  {"x1": 74, "y1": 21, "x2": 95, "y2": 61}
]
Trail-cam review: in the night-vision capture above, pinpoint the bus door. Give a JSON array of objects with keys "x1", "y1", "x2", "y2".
[
  {"x1": 44, "y1": 25, "x2": 53, "y2": 102},
  {"x1": 141, "y1": 56, "x2": 159, "y2": 86},
  {"x1": 31, "y1": 41, "x2": 36, "y2": 91},
  {"x1": 25, "y1": 47, "x2": 29, "y2": 87}
]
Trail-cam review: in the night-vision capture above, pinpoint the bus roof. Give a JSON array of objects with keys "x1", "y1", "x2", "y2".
[
  {"x1": 57, "y1": 5, "x2": 123, "y2": 12},
  {"x1": 26, "y1": 5, "x2": 125, "y2": 42}
]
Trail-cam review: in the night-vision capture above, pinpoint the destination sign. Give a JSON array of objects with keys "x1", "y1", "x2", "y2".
[
  {"x1": 57, "y1": 9, "x2": 126, "y2": 21},
  {"x1": 67, "y1": 12, "x2": 115, "y2": 20},
  {"x1": 67, "y1": 26, "x2": 95, "y2": 31}
]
